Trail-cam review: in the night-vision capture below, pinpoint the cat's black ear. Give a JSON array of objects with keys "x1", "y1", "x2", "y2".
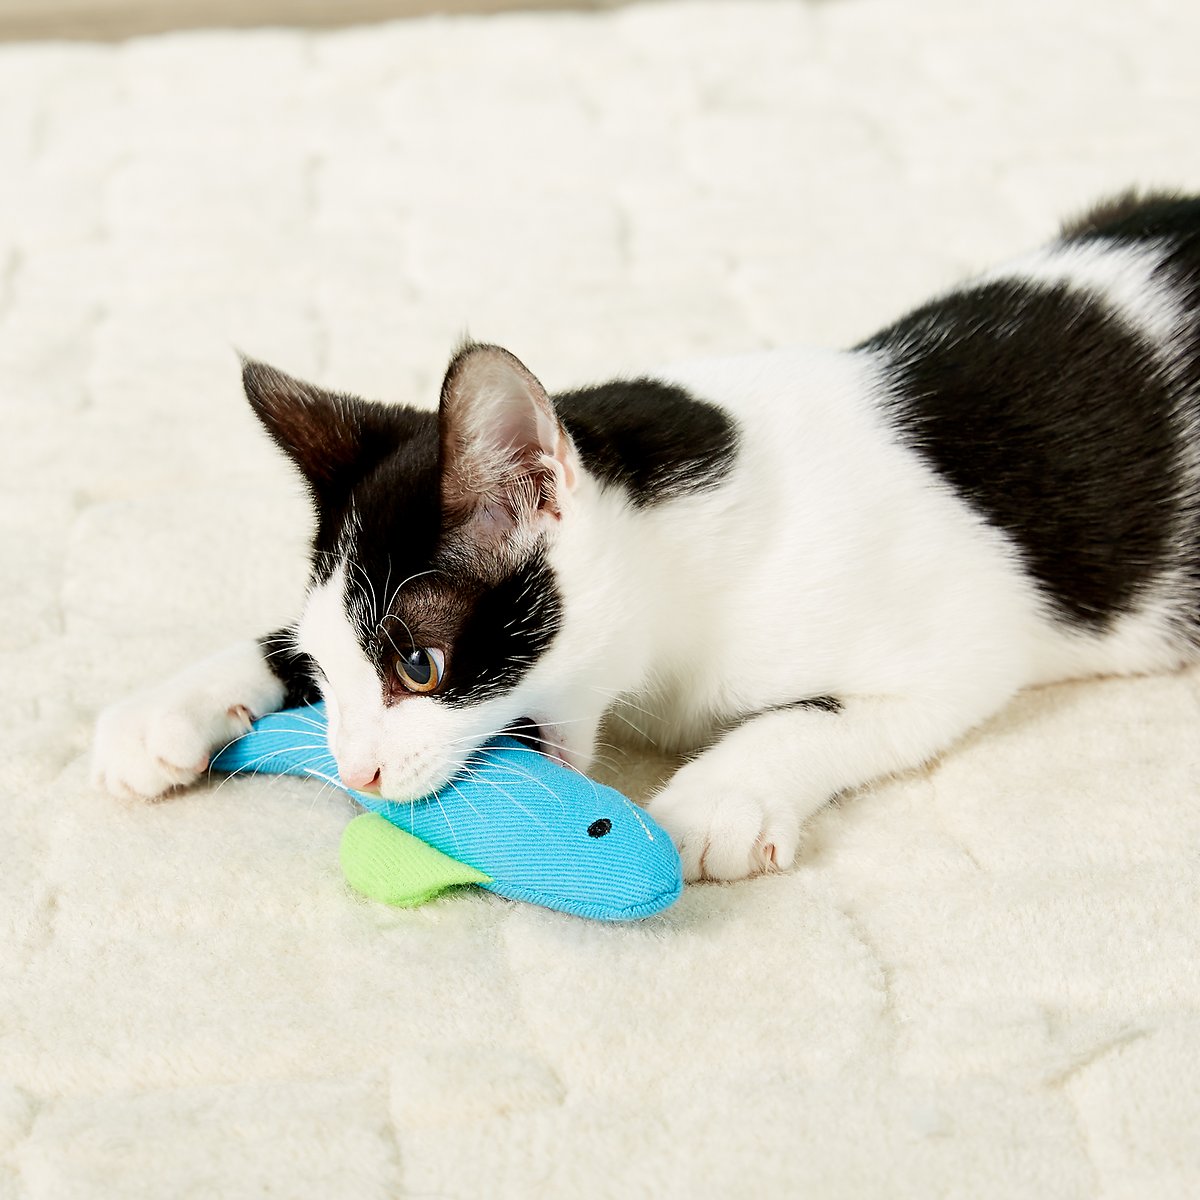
[
  {"x1": 242, "y1": 359, "x2": 398, "y2": 505},
  {"x1": 438, "y1": 343, "x2": 579, "y2": 552}
]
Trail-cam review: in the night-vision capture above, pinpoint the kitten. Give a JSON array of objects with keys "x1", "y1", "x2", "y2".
[{"x1": 93, "y1": 192, "x2": 1200, "y2": 882}]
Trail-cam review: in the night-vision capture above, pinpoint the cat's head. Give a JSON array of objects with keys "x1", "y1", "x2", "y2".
[{"x1": 243, "y1": 343, "x2": 590, "y2": 800}]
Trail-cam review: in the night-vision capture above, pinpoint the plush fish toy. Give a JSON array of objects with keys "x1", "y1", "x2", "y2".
[{"x1": 212, "y1": 703, "x2": 683, "y2": 921}]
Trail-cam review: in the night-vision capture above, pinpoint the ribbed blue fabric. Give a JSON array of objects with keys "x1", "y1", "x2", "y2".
[{"x1": 212, "y1": 704, "x2": 683, "y2": 921}]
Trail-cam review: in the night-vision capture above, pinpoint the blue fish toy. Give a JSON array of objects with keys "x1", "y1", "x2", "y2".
[{"x1": 212, "y1": 703, "x2": 683, "y2": 921}]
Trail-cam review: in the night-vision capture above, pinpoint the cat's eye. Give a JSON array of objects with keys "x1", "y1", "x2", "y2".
[{"x1": 395, "y1": 647, "x2": 446, "y2": 694}]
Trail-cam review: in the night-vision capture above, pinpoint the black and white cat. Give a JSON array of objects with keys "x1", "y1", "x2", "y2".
[{"x1": 92, "y1": 192, "x2": 1200, "y2": 881}]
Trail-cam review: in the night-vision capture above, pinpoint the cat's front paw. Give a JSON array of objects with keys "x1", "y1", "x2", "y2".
[
  {"x1": 92, "y1": 692, "x2": 256, "y2": 801},
  {"x1": 91, "y1": 642, "x2": 284, "y2": 801},
  {"x1": 646, "y1": 769, "x2": 801, "y2": 882}
]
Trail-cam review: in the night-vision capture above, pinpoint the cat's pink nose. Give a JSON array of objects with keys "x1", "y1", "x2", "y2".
[{"x1": 339, "y1": 763, "x2": 381, "y2": 793}]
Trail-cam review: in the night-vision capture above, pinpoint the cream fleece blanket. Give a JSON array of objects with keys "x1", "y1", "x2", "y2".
[{"x1": 3, "y1": 2, "x2": 1200, "y2": 1196}]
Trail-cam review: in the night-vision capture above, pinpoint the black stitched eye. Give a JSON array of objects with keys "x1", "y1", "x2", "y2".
[{"x1": 587, "y1": 818, "x2": 612, "y2": 838}]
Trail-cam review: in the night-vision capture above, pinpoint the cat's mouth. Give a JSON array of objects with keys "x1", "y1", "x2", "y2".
[{"x1": 505, "y1": 716, "x2": 570, "y2": 768}]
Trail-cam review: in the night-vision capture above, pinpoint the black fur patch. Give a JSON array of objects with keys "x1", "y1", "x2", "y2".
[
  {"x1": 554, "y1": 378, "x2": 738, "y2": 507},
  {"x1": 243, "y1": 360, "x2": 434, "y2": 531},
  {"x1": 1059, "y1": 190, "x2": 1198, "y2": 245},
  {"x1": 335, "y1": 462, "x2": 562, "y2": 710},
  {"x1": 859, "y1": 279, "x2": 1181, "y2": 628},
  {"x1": 246, "y1": 375, "x2": 437, "y2": 706},
  {"x1": 257, "y1": 628, "x2": 322, "y2": 708},
  {"x1": 435, "y1": 551, "x2": 563, "y2": 706},
  {"x1": 752, "y1": 695, "x2": 843, "y2": 719},
  {"x1": 787, "y1": 695, "x2": 843, "y2": 714}
]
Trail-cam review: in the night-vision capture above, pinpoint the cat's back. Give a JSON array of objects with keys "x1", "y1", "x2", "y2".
[
  {"x1": 562, "y1": 194, "x2": 1200, "y2": 703},
  {"x1": 857, "y1": 192, "x2": 1200, "y2": 646}
]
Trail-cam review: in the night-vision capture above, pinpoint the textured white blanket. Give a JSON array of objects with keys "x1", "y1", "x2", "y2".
[{"x1": 3, "y1": 2, "x2": 1200, "y2": 1196}]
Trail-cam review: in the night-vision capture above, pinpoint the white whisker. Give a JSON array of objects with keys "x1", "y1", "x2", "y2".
[
  {"x1": 208, "y1": 746, "x2": 335, "y2": 797},
  {"x1": 443, "y1": 774, "x2": 488, "y2": 824},
  {"x1": 476, "y1": 758, "x2": 572, "y2": 814},
  {"x1": 457, "y1": 768, "x2": 553, "y2": 832},
  {"x1": 430, "y1": 789, "x2": 461, "y2": 855}
]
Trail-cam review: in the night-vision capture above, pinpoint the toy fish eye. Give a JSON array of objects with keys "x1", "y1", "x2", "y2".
[{"x1": 587, "y1": 818, "x2": 612, "y2": 838}]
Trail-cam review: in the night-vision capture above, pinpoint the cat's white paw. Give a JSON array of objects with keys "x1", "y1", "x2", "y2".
[
  {"x1": 646, "y1": 769, "x2": 801, "y2": 882},
  {"x1": 91, "y1": 642, "x2": 284, "y2": 801},
  {"x1": 92, "y1": 696, "x2": 252, "y2": 800}
]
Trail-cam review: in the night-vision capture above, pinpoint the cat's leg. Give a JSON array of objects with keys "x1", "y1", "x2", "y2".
[
  {"x1": 645, "y1": 679, "x2": 1020, "y2": 881},
  {"x1": 92, "y1": 629, "x2": 316, "y2": 801}
]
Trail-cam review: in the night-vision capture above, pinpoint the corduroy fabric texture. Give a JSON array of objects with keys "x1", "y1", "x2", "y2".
[{"x1": 212, "y1": 704, "x2": 684, "y2": 920}]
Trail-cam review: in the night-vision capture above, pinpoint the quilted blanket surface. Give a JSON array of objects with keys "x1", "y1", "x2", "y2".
[{"x1": 2, "y1": 2, "x2": 1199, "y2": 1196}]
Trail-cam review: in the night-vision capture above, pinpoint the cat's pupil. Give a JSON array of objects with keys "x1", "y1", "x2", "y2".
[{"x1": 401, "y1": 649, "x2": 432, "y2": 684}]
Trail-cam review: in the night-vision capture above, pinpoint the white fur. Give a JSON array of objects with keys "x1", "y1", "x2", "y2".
[{"x1": 979, "y1": 238, "x2": 1183, "y2": 347}]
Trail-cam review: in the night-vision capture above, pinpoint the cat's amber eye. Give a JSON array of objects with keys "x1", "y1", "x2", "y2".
[{"x1": 395, "y1": 647, "x2": 446, "y2": 694}]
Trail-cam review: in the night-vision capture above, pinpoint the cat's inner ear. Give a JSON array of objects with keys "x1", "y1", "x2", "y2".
[{"x1": 438, "y1": 343, "x2": 579, "y2": 549}]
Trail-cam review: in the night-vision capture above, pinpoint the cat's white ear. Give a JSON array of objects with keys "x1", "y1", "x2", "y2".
[{"x1": 438, "y1": 343, "x2": 579, "y2": 552}]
